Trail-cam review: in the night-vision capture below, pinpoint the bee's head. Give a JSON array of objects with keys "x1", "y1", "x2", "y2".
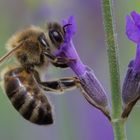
[{"x1": 45, "y1": 23, "x2": 65, "y2": 49}]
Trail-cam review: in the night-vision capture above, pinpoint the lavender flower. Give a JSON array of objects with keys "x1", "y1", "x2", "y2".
[
  {"x1": 122, "y1": 11, "x2": 140, "y2": 118},
  {"x1": 55, "y1": 16, "x2": 110, "y2": 119}
]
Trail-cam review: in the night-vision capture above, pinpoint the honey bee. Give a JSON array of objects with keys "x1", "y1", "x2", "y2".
[{"x1": 0, "y1": 23, "x2": 80, "y2": 125}]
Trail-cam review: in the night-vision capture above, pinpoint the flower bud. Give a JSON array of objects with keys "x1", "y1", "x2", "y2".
[
  {"x1": 78, "y1": 66, "x2": 110, "y2": 120},
  {"x1": 122, "y1": 60, "x2": 140, "y2": 118}
]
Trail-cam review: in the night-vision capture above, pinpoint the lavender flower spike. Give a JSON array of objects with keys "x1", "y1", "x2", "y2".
[
  {"x1": 55, "y1": 16, "x2": 110, "y2": 119},
  {"x1": 122, "y1": 11, "x2": 140, "y2": 118}
]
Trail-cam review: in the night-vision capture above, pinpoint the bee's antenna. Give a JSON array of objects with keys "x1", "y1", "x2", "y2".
[
  {"x1": 0, "y1": 42, "x2": 24, "y2": 64},
  {"x1": 63, "y1": 24, "x2": 72, "y2": 33}
]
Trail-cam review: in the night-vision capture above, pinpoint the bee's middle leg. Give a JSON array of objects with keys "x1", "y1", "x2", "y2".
[{"x1": 39, "y1": 77, "x2": 81, "y2": 94}]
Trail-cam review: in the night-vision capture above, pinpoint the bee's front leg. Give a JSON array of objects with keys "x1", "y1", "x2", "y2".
[{"x1": 44, "y1": 52, "x2": 76, "y2": 68}]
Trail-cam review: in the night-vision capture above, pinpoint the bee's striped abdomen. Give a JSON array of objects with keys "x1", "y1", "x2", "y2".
[{"x1": 4, "y1": 67, "x2": 53, "y2": 125}]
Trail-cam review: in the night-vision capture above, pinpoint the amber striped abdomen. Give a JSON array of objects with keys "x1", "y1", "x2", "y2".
[{"x1": 4, "y1": 67, "x2": 53, "y2": 125}]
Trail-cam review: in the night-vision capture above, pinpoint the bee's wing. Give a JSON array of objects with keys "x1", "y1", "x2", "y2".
[{"x1": 0, "y1": 42, "x2": 23, "y2": 65}]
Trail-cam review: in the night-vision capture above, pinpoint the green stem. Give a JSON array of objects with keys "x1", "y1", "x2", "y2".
[
  {"x1": 112, "y1": 120, "x2": 127, "y2": 140},
  {"x1": 101, "y1": 0, "x2": 127, "y2": 140}
]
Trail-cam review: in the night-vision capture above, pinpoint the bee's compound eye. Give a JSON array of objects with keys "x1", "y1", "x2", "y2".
[
  {"x1": 49, "y1": 30, "x2": 63, "y2": 44},
  {"x1": 38, "y1": 34, "x2": 49, "y2": 48},
  {"x1": 41, "y1": 38, "x2": 47, "y2": 46}
]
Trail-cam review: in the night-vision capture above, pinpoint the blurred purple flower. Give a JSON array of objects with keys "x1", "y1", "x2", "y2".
[
  {"x1": 126, "y1": 11, "x2": 140, "y2": 71},
  {"x1": 55, "y1": 16, "x2": 110, "y2": 119},
  {"x1": 122, "y1": 11, "x2": 140, "y2": 118}
]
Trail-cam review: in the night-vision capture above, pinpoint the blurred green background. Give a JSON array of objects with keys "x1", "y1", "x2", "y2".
[{"x1": 0, "y1": 0, "x2": 139, "y2": 140}]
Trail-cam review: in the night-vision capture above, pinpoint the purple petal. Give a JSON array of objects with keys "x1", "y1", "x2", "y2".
[
  {"x1": 67, "y1": 16, "x2": 77, "y2": 36},
  {"x1": 131, "y1": 11, "x2": 140, "y2": 28},
  {"x1": 133, "y1": 44, "x2": 140, "y2": 71},
  {"x1": 62, "y1": 16, "x2": 77, "y2": 42},
  {"x1": 122, "y1": 66, "x2": 140, "y2": 118},
  {"x1": 62, "y1": 41, "x2": 86, "y2": 76},
  {"x1": 126, "y1": 15, "x2": 140, "y2": 43}
]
